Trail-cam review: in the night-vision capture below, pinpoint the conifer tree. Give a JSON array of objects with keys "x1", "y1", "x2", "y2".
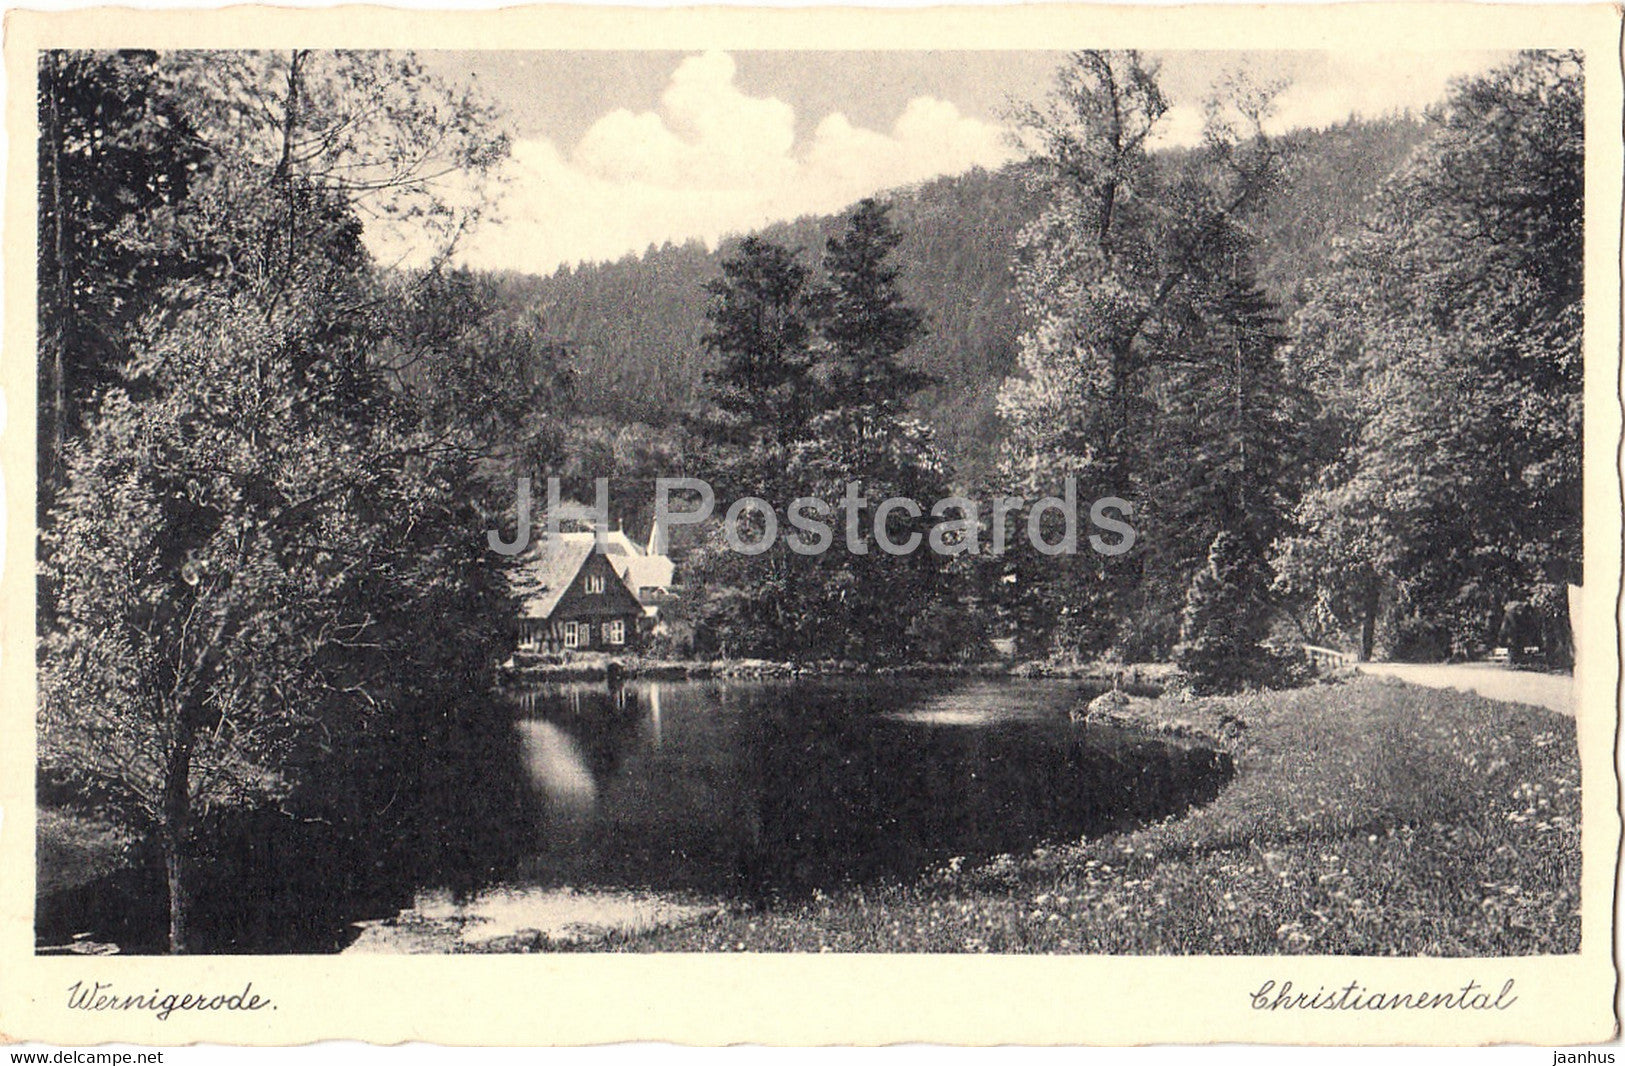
[
  {"x1": 809, "y1": 197, "x2": 931, "y2": 422},
  {"x1": 1174, "y1": 531, "x2": 1271, "y2": 693},
  {"x1": 698, "y1": 235, "x2": 815, "y2": 454}
]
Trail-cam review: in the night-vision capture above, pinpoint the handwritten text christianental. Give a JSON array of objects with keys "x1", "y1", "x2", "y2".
[{"x1": 1250, "y1": 979, "x2": 1517, "y2": 1012}]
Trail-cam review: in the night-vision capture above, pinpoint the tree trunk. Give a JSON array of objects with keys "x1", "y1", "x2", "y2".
[
  {"x1": 43, "y1": 55, "x2": 69, "y2": 490},
  {"x1": 162, "y1": 735, "x2": 194, "y2": 955},
  {"x1": 1359, "y1": 575, "x2": 1381, "y2": 662},
  {"x1": 164, "y1": 840, "x2": 188, "y2": 956}
]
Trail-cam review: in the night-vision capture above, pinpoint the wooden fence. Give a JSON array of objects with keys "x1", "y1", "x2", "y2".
[{"x1": 1298, "y1": 644, "x2": 1356, "y2": 671}]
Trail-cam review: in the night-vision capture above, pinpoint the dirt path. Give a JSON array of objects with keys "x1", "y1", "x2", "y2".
[{"x1": 1355, "y1": 662, "x2": 1575, "y2": 716}]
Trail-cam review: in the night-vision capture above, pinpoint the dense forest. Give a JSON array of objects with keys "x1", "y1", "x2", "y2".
[
  {"x1": 496, "y1": 114, "x2": 1429, "y2": 482},
  {"x1": 496, "y1": 52, "x2": 1577, "y2": 678}
]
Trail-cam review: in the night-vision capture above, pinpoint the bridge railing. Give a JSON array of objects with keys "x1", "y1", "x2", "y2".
[{"x1": 1298, "y1": 644, "x2": 1356, "y2": 671}]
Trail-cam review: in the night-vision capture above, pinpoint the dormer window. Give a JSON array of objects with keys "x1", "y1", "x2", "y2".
[{"x1": 584, "y1": 574, "x2": 605, "y2": 595}]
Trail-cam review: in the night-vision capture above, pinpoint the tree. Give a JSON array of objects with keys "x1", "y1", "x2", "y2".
[
  {"x1": 1174, "y1": 531, "x2": 1271, "y2": 693},
  {"x1": 37, "y1": 50, "x2": 522, "y2": 952},
  {"x1": 686, "y1": 204, "x2": 950, "y2": 661},
  {"x1": 697, "y1": 235, "x2": 815, "y2": 454},
  {"x1": 37, "y1": 51, "x2": 206, "y2": 503},
  {"x1": 995, "y1": 51, "x2": 1296, "y2": 658},
  {"x1": 792, "y1": 199, "x2": 950, "y2": 660},
  {"x1": 998, "y1": 50, "x2": 1169, "y2": 492},
  {"x1": 680, "y1": 236, "x2": 813, "y2": 655},
  {"x1": 1269, "y1": 470, "x2": 1395, "y2": 661},
  {"x1": 1134, "y1": 267, "x2": 1313, "y2": 652},
  {"x1": 1278, "y1": 51, "x2": 1583, "y2": 663},
  {"x1": 808, "y1": 197, "x2": 931, "y2": 420}
]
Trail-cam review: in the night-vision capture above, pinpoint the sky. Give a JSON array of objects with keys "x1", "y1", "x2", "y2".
[{"x1": 409, "y1": 49, "x2": 1513, "y2": 277}]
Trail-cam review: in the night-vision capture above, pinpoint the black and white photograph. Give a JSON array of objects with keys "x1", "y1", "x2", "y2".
[{"x1": 3, "y1": 2, "x2": 1620, "y2": 1048}]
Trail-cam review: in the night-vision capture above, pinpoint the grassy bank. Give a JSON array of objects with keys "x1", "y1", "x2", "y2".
[
  {"x1": 36, "y1": 807, "x2": 134, "y2": 898},
  {"x1": 612, "y1": 677, "x2": 1579, "y2": 955}
]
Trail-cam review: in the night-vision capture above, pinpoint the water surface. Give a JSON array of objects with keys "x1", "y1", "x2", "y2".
[
  {"x1": 40, "y1": 676, "x2": 1232, "y2": 953},
  {"x1": 504, "y1": 677, "x2": 1229, "y2": 900}
]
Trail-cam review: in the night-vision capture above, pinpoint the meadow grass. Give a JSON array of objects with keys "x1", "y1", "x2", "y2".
[
  {"x1": 35, "y1": 806, "x2": 134, "y2": 897},
  {"x1": 616, "y1": 676, "x2": 1580, "y2": 955}
]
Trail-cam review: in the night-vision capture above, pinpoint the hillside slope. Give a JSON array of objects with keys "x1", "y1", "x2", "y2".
[{"x1": 497, "y1": 114, "x2": 1429, "y2": 479}]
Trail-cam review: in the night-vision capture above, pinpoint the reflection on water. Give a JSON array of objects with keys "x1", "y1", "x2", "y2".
[
  {"x1": 40, "y1": 677, "x2": 1234, "y2": 954},
  {"x1": 518, "y1": 721, "x2": 598, "y2": 809},
  {"x1": 886, "y1": 680, "x2": 1084, "y2": 727},
  {"x1": 499, "y1": 678, "x2": 1231, "y2": 901}
]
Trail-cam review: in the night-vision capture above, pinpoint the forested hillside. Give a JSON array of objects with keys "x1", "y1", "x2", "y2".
[{"x1": 496, "y1": 114, "x2": 1427, "y2": 479}]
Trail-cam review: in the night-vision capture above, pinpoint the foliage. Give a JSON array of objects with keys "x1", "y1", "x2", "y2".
[
  {"x1": 1173, "y1": 532, "x2": 1271, "y2": 694},
  {"x1": 993, "y1": 50, "x2": 1307, "y2": 661},
  {"x1": 37, "y1": 50, "x2": 208, "y2": 502},
  {"x1": 1277, "y1": 51, "x2": 1583, "y2": 664},
  {"x1": 36, "y1": 49, "x2": 534, "y2": 953},
  {"x1": 697, "y1": 235, "x2": 817, "y2": 451},
  {"x1": 685, "y1": 202, "x2": 955, "y2": 661},
  {"x1": 807, "y1": 197, "x2": 932, "y2": 417}
]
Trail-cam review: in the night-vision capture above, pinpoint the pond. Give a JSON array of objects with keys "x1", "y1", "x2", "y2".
[
  {"x1": 38, "y1": 677, "x2": 1233, "y2": 953},
  {"x1": 500, "y1": 677, "x2": 1230, "y2": 901}
]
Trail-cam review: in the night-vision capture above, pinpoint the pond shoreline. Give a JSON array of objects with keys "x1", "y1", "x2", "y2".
[
  {"x1": 41, "y1": 674, "x2": 1577, "y2": 957},
  {"x1": 500, "y1": 652, "x2": 1178, "y2": 691},
  {"x1": 348, "y1": 687, "x2": 1242, "y2": 954},
  {"x1": 607, "y1": 676, "x2": 1581, "y2": 955},
  {"x1": 36, "y1": 670, "x2": 1203, "y2": 955}
]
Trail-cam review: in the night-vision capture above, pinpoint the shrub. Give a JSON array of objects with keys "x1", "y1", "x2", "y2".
[
  {"x1": 644, "y1": 617, "x2": 697, "y2": 659},
  {"x1": 1173, "y1": 532, "x2": 1272, "y2": 694},
  {"x1": 905, "y1": 601, "x2": 988, "y2": 663},
  {"x1": 1256, "y1": 648, "x2": 1319, "y2": 690},
  {"x1": 1387, "y1": 614, "x2": 1453, "y2": 662}
]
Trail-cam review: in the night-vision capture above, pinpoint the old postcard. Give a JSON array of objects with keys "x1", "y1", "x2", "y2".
[{"x1": 1, "y1": 2, "x2": 1620, "y2": 1047}]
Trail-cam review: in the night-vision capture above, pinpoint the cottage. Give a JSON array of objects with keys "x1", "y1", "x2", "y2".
[
  {"x1": 602, "y1": 519, "x2": 676, "y2": 608},
  {"x1": 512, "y1": 524, "x2": 676, "y2": 653}
]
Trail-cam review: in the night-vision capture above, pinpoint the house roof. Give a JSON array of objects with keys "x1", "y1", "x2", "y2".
[
  {"x1": 574, "y1": 528, "x2": 640, "y2": 556},
  {"x1": 509, "y1": 537, "x2": 597, "y2": 621},
  {"x1": 618, "y1": 553, "x2": 675, "y2": 596},
  {"x1": 556, "y1": 530, "x2": 674, "y2": 596},
  {"x1": 510, "y1": 528, "x2": 676, "y2": 620}
]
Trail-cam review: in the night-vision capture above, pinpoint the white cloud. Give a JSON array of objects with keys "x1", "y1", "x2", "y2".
[
  {"x1": 449, "y1": 50, "x2": 1014, "y2": 275},
  {"x1": 805, "y1": 97, "x2": 1010, "y2": 198},
  {"x1": 572, "y1": 108, "x2": 685, "y2": 186},
  {"x1": 374, "y1": 49, "x2": 1509, "y2": 272},
  {"x1": 1148, "y1": 51, "x2": 1508, "y2": 148}
]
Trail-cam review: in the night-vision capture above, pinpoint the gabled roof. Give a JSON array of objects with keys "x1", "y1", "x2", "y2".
[
  {"x1": 509, "y1": 537, "x2": 598, "y2": 621},
  {"x1": 618, "y1": 553, "x2": 675, "y2": 596},
  {"x1": 511, "y1": 525, "x2": 677, "y2": 621},
  {"x1": 555, "y1": 529, "x2": 674, "y2": 596}
]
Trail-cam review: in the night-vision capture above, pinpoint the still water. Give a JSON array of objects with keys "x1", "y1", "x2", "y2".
[
  {"x1": 504, "y1": 678, "x2": 1230, "y2": 900},
  {"x1": 37, "y1": 677, "x2": 1234, "y2": 953}
]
